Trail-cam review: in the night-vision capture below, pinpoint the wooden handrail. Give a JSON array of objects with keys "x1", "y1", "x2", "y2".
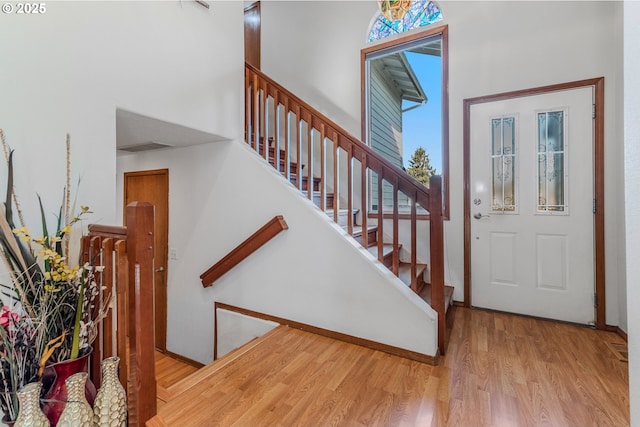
[
  {"x1": 87, "y1": 224, "x2": 127, "y2": 239},
  {"x1": 201, "y1": 215, "x2": 288, "y2": 287},
  {"x1": 245, "y1": 63, "x2": 432, "y2": 210},
  {"x1": 244, "y1": 64, "x2": 447, "y2": 355}
]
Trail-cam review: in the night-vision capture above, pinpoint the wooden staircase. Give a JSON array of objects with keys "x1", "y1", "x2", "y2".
[
  {"x1": 245, "y1": 64, "x2": 452, "y2": 354},
  {"x1": 246, "y1": 63, "x2": 450, "y2": 355}
]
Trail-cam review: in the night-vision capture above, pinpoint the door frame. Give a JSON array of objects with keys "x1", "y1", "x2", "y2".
[
  {"x1": 463, "y1": 77, "x2": 606, "y2": 329},
  {"x1": 123, "y1": 168, "x2": 169, "y2": 350}
]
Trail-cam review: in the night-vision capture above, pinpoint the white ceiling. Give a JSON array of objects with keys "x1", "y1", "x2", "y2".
[{"x1": 116, "y1": 109, "x2": 228, "y2": 154}]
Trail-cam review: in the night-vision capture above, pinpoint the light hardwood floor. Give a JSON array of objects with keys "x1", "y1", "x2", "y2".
[
  {"x1": 151, "y1": 307, "x2": 629, "y2": 426},
  {"x1": 155, "y1": 351, "x2": 199, "y2": 411}
]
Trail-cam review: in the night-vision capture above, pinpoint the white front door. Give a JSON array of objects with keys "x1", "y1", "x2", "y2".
[{"x1": 470, "y1": 87, "x2": 595, "y2": 324}]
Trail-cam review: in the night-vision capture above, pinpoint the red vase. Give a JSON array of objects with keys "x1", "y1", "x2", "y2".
[
  {"x1": 1, "y1": 415, "x2": 16, "y2": 426},
  {"x1": 41, "y1": 350, "x2": 97, "y2": 426}
]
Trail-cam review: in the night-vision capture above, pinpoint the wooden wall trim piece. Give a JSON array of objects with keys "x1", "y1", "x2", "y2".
[
  {"x1": 200, "y1": 215, "x2": 288, "y2": 287},
  {"x1": 215, "y1": 302, "x2": 440, "y2": 366}
]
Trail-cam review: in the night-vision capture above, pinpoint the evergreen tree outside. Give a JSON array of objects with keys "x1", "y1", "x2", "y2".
[{"x1": 406, "y1": 146, "x2": 436, "y2": 186}]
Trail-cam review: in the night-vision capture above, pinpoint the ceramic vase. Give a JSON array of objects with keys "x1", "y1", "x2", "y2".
[
  {"x1": 41, "y1": 350, "x2": 96, "y2": 426},
  {"x1": 14, "y1": 382, "x2": 49, "y2": 427},
  {"x1": 56, "y1": 372, "x2": 93, "y2": 427},
  {"x1": 93, "y1": 357, "x2": 127, "y2": 427}
]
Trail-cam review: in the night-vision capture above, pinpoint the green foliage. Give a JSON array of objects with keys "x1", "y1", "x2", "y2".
[{"x1": 406, "y1": 146, "x2": 436, "y2": 186}]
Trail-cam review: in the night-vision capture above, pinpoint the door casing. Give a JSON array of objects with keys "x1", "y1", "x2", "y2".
[
  {"x1": 123, "y1": 168, "x2": 169, "y2": 350},
  {"x1": 463, "y1": 77, "x2": 606, "y2": 328}
]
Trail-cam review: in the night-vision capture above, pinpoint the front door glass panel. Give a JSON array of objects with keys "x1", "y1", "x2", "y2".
[
  {"x1": 491, "y1": 116, "x2": 517, "y2": 212},
  {"x1": 537, "y1": 111, "x2": 566, "y2": 213}
]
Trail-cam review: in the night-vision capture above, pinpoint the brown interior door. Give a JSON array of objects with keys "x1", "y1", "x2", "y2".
[
  {"x1": 244, "y1": 1, "x2": 261, "y2": 68},
  {"x1": 123, "y1": 169, "x2": 169, "y2": 351}
]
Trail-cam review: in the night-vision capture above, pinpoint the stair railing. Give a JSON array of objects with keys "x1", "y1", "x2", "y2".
[
  {"x1": 244, "y1": 63, "x2": 447, "y2": 354},
  {"x1": 82, "y1": 202, "x2": 157, "y2": 426}
]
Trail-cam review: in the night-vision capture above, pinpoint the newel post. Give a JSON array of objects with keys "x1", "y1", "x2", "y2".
[
  {"x1": 126, "y1": 201, "x2": 157, "y2": 426},
  {"x1": 429, "y1": 175, "x2": 446, "y2": 355}
]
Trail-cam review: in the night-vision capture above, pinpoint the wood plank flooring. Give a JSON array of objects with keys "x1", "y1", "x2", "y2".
[
  {"x1": 156, "y1": 351, "x2": 200, "y2": 389},
  {"x1": 155, "y1": 351, "x2": 200, "y2": 411},
  {"x1": 151, "y1": 307, "x2": 629, "y2": 426}
]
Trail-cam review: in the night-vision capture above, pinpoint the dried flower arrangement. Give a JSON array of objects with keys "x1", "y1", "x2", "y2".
[{"x1": 0, "y1": 130, "x2": 108, "y2": 422}]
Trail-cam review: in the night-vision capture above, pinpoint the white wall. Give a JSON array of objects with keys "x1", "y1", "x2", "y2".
[
  {"x1": 260, "y1": 1, "x2": 626, "y2": 328},
  {"x1": 624, "y1": 2, "x2": 639, "y2": 424},
  {"x1": 216, "y1": 310, "x2": 279, "y2": 359},
  {"x1": 117, "y1": 141, "x2": 438, "y2": 363},
  {"x1": 0, "y1": 0, "x2": 244, "y2": 230}
]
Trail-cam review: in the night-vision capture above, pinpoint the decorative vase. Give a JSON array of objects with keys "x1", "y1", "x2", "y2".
[
  {"x1": 14, "y1": 382, "x2": 49, "y2": 427},
  {"x1": 41, "y1": 350, "x2": 96, "y2": 426},
  {"x1": 1, "y1": 415, "x2": 16, "y2": 427},
  {"x1": 93, "y1": 357, "x2": 127, "y2": 427},
  {"x1": 56, "y1": 373, "x2": 93, "y2": 427}
]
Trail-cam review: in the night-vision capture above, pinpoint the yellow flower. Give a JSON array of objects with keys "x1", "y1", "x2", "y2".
[
  {"x1": 12, "y1": 226, "x2": 28, "y2": 235},
  {"x1": 44, "y1": 283, "x2": 60, "y2": 292},
  {"x1": 44, "y1": 272, "x2": 51, "y2": 280},
  {"x1": 60, "y1": 225, "x2": 72, "y2": 234},
  {"x1": 80, "y1": 206, "x2": 89, "y2": 213}
]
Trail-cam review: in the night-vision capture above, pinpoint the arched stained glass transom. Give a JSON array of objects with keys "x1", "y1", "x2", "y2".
[{"x1": 368, "y1": 0, "x2": 443, "y2": 42}]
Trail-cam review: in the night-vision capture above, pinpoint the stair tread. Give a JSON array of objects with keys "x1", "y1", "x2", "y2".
[
  {"x1": 350, "y1": 224, "x2": 377, "y2": 236},
  {"x1": 326, "y1": 208, "x2": 360, "y2": 215},
  {"x1": 417, "y1": 283, "x2": 455, "y2": 313},
  {"x1": 367, "y1": 243, "x2": 395, "y2": 258},
  {"x1": 302, "y1": 190, "x2": 334, "y2": 197},
  {"x1": 397, "y1": 263, "x2": 427, "y2": 287},
  {"x1": 290, "y1": 175, "x2": 321, "y2": 182}
]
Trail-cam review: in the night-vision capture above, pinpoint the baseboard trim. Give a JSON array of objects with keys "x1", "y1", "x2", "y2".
[
  {"x1": 452, "y1": 300, "x2": 465, "y2": 307},
  {"x1": 215, "y1": 302, "x2": 440, "y2": 365},
  {"x1": 606, "y1": 324, "x2": 628, "y2": 342}
]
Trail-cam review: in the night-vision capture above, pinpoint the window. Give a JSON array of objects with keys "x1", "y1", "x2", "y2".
[
  {"x1": 362, "y1": 20, "x2": 448, "y2": 217},
  {"x1": 369, "y1": 0, "x2": 443, "y2": 42}
]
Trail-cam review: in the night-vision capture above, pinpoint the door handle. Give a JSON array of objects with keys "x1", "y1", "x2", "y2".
[
  {"x1": 473, "y1": 212, "x2": 490, "y2": 220},
  {"x1": 155, "y1": 267, "x2": 165, "y2": 273}
]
